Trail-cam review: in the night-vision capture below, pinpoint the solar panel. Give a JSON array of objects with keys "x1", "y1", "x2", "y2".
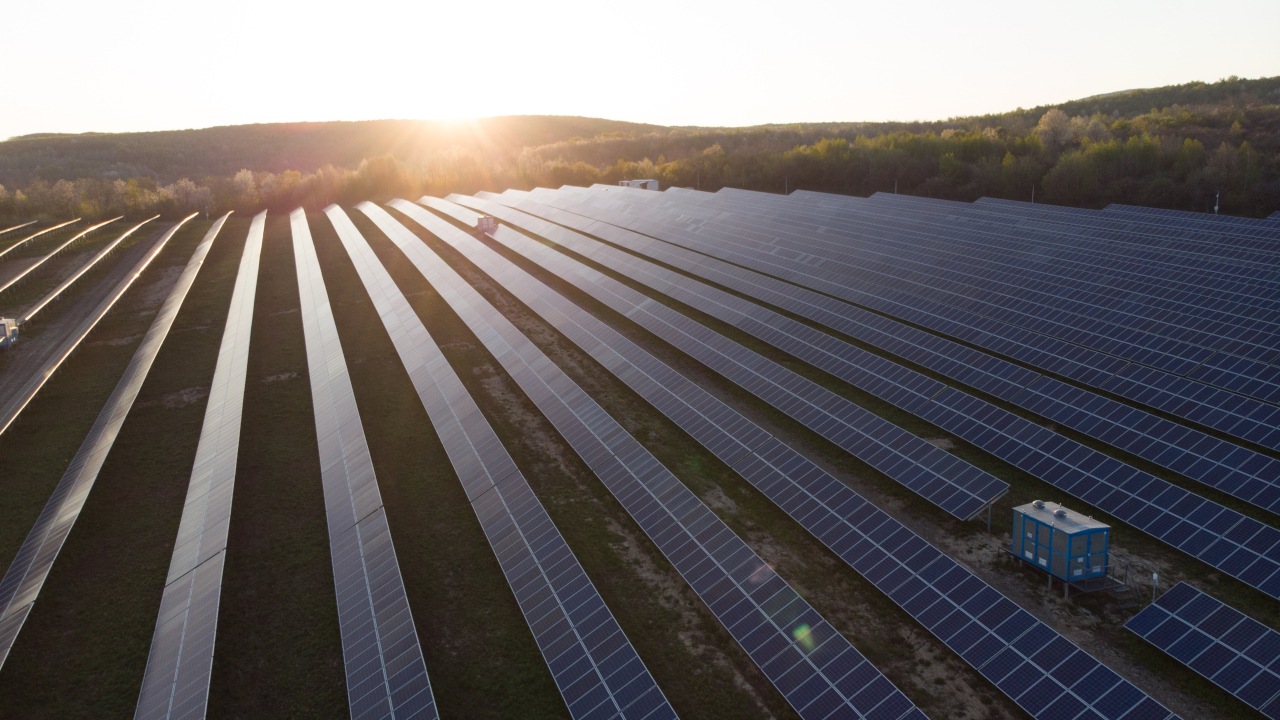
[
  {"x1": 0, "y1": 215, "x2": 199, "y2": 438},
  {"x1": 0, "y1": 213, "x2": 203, "y2": 668},
  {"x1": 1126, "y1": 582, "x2": 1280, "y2": 718},
  {"x1": 289, "y1": 209, "x2": 437, "y2": 720},
  {"x1": 534, "y1": 187, "x2": 1280, "y2": 439},
  {"x1": 459, "y1": 194, "x2": 1280, "y2": 517},
  {"x1": 361, "y1": 202, "x2": 926, "y2": 720},
  {"x1": 0, "y1": 218, "x2": 78, "y2": 261},
  {"x1": 22, "y1": 218, "x2": 158, "y2": 324},
  {"x1": 402, "y1": 200, "x2": 1007, "y2": 523},
  {"x1": 134, "y1": 211, "x2": 265, "y2": 720},
  {"x1": 327, "y1": 204, "x2": 675, "y2": 720},
  {"x1": 488, "y1": 190, "x2": 1280, "y2": 602},
  {"x1": 0, "y1": 216, "x2": 123, "y2": 294},
  {"x1": 628, "y1": 188, "x2": 1280, "y2": 364},
  {"x1": 0, "y1": 219, "x2": 36, "y2": 239},
  {"x1": 390, "y1": 196, "x2": 1178, "y2": 720}
]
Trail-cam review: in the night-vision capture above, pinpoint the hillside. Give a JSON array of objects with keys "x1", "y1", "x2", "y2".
[
  {"x1": 1, "y1": 74, "x2": 1277, "y2": 219},
  {"x1": 0, "y1": 116, "x2": 666, "y2": 186}
]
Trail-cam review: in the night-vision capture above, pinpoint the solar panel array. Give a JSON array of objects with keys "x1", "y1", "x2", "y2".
[
  {"x1": 362, "y1": 202, "x2": 927, "y2": 720},
  {"x1": 0, "y1": 216, "x2": 122, "y2": 294},
  {"x1": 460, "y1": 193, "x2": 1280, "y2": 517},
  {"x1": 464, "y1": 191, "x2": 1280, "y2": 601},
  {"x1": 522, "y1": 186, "x2": 1280, "y2": 454},
  {"x1": 23, "y1": 217, "x2": 158, "y2": 323},
  {"x1": 0, "y1": 215, "x2": 198, "y2": 437},
  {"x1": 0, "y1": 214, "x2": 201, "y2": 667},
  {"x1": 289, "y1": 209, "x2": 437, "y2": 720},
  {"x1": 133, "y1": 211, "x2": 263, "y2": 720},
  {"x1": 328, "y1": 204, "x2": 675, "y2": 720},
  {"x1": 409, "y1": 199, "x2": 1008, "y2": 523},
  {"x1": 0, "y1": 220, "x2": 37, "y2": 239},
  {"x1": 1126, "y1": 583, "x2": 1280, "y2": 718},
  {"x1": 396, "y1": 195, "x2": 1180, "y2": 720},
  {"x1": 0, "y1": 219, "x2": 79, "y2": 261}
]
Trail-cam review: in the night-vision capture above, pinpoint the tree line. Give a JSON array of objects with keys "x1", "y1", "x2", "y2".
[{"x1": 1, "y1": 75, "x2": 1277, "y2": 221}]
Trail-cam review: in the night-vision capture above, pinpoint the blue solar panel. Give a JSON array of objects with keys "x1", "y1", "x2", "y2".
[
  {"x1": 1126, "y1": 582, "x2": 1280, "y2": 718},
  {"x1": 290, "y1": 209, "x2": 437, "y2": 720},
  {"x1": 326, "y1": 204, "x2": 674, "y2": 720},
  {"x1": 424, "y1": 198, "x2": 1007, "y2": 522},
  {"x1": 468, "y1": 193, "x2": 1280, "y2": 519},
  {"x1": 362, "y1": 201, "x2": 925, "y2": 720},
  {"x1": 471, "y1": 191, "x2": 1280, "y2": 602},
  {"x1": 405, "y1": 195, "x2": 1178, "y2": 720},
  {"x1": 525, "y1": 187, "x2": 1280, "y2": 452}
]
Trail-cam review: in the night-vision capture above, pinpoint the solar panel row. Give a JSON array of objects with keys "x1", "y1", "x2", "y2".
[
  {"x1": 955, "y1": 201, "x2": 1280, "y2": 298},
  {"x1": 828, "y1": 194, "x2": 1280, "y2": 401},
  {"x1": 461, "y1": 194, "x2": 1280, "y2": 518},
  {"x1": 833, "y1": 191, "x2": 1280, "y2": 311},
  {"x1": 1126, "y1": 582, "x2": 1280, "y2": 718},
  {"x1": 491, "y1": 190, "x2": 1280, "y2": 601},
  {"x1": 727, "y1": 190, "x2": 1280, "y2": 370},
  {"x1": 402, "y1": 201, "x2": 1006, "y2": 523},
  {"x1": 0, "y1": 218, "x2": 79, "y2": 261},
  {"x1": 22, "y1": 217, "x2": 158, "y2": 324},
  {"x1": 289, "y1": 209, "x2": 436, "y2": 720},
  {"x1": 404, "y1": 196, "x2": 1179, "y2": 720},
  {"x1": 529, "y1": 188, "x2": 1280, "y2": 451},
  {"x1": 133, "y1": 211, "x2": 264, "y2": 720},
  {"x1": 363, "y1": 203, "x2": 927, "y2": 720},
  {"x1": 746, "y1": 190, "x2": 1280, "y2": 408},
  {"x1": 0, "y1": 215, "x2": 198, "y2": 438},
  {"x1": 0, "y1": 214, "x2": 201, "y2": 667},
  {"x1": 582, "y1": 191, "x2": 1269, "y2": 382},
  {"x1": 0, "y1": 220, "x2": 37, "y2": 239},
  {"x1": 327, "y1": 204, "x2": 675, "y2": 720},
  {"x1": 612, "y1": 187, "x2": 1280, "y2": 392},
  {"x1": 967, "y1": 196, "x2": 1279, "y2": 266},
  {"x1": 0, "y1": 216, "x2": 122, "y2": 295}
]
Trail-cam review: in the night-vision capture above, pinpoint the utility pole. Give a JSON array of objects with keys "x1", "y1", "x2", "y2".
[
  {"x1": 1215, "y1": 191, "x2": 1220, "y2": 214},
  {"x1": 1031, "y1": 186, "x2": 1035, "y2": 204}
]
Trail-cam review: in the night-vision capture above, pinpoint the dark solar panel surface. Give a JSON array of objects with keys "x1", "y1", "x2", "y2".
[
  {"x1": 487, "y1": 190, "x2": 1280, "y2": 601},
  {"x1": 329, "y1": 204, "x2": 674, "y2": 720},
  {"x1": 402, "y1": 196, "x2": 1179, "y2": 720},
  {"x1": 405, "y1": 200, "x2": 1006, "y2": 523},
  {"x1": 0, "y1": 214, "x2": 203, "y2": 669},
  {"x1": 461, "y1": 193, "x2": 1280, "y2": 518},
  {"x1": 290, "y1": 209, "x2": 437, "y2": 720},
  {"x1": 1126, "y1": 582, "x2": 1280, "y2": 718},
  {"x1": 363, "y1": 202, "x2": 924, "y2": 720},
  {"x1": 702, "y1": 192, "x2": 1280, "y2": 371},
  {"x1": 134, "y1": 211, "x2": 263, "y2": 720},
  {"x1": 526, "y1": 187, "x2": 1280, "y2": 451},
  {"x1": 599, "y1": 197, "x2": 1272, "y2": 380}
]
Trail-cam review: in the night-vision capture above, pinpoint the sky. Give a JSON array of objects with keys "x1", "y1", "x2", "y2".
[{"x1": 3, "y1": 0, "x2": 1278, "y2": 140}]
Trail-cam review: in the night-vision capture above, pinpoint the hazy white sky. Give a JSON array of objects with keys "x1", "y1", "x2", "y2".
[{"x1": 4, "y1": 0, "x2": 1277, "y2": 139}]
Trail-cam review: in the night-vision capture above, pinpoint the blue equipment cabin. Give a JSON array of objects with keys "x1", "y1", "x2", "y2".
[{"x1": 1012, "y1": 500, "x2": 1109, "y2": 581}]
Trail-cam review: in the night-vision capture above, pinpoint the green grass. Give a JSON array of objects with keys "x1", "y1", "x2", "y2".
[
  {"x1": 0, "y1": 218, "x2": 223, "y2": 718},
  {"x1": 357, "y1": 208, "x2": 795, "y2": 720}
]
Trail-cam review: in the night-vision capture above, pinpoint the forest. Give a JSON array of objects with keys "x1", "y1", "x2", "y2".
[{"x1": 1, "y1": 75, "x2": 1277, "y2": 221}]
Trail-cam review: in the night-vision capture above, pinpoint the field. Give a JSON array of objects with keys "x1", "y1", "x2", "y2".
[{"x1": 0, "y1": 187, "x2": 1276, "y2": 720}]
